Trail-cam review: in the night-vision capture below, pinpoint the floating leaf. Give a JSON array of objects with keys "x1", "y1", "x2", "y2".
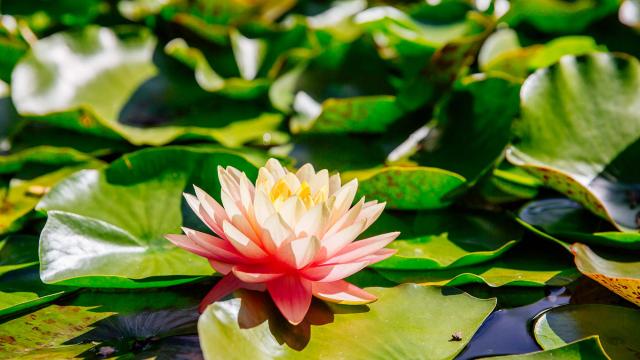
[
  {"x1": 508, "y1": 53, "x2": 640, "y2": 232},
  {"x1": 407, "y1": 75, "x2": 520, "y2": 182},
  {"x1": 480, "y1": 337, "x2": 609, "y2": 360},
  {"x1": 0, "y1": 266, "x2": 70, "y2": 318},
  {"x1": 367, "y1": 210, "x2": 521, "y2": 270},
  {"x1": 378, "y1": 242, "x2": 580, "y2": 287},
  {"x1": 37, "y1": 146, "x2": 263, "y2": 287},
  {"x1": 0, "y1": 304, "x2": 112, "y2": 358},
  {"x1": 11, "y1": 26, "x2": 282, "y2": 146},
  {"x1": 0, "y1": 235, "x2": 38, "y2": 276},
  {"x1": 0, "y1": 161, "x2": 103, "y2": 234},
  {"x1": 342, "y1": 166, "x2": 466, "y2": 210},
  {"x1": 198, "y1": 284, "x2": 496, "y2": 359},
  {"x1": 534, "y1": 304, "x2": 640, "y2": 360},
  {"x1": 270, "y1": 39, "x2": 404, "y2": 134},
  {"x1": 503, "y1": 0, "x2": 619, "y2": 33},
  {"x1": 571, "y1": 243, "x2": 640, "y2": 306}
]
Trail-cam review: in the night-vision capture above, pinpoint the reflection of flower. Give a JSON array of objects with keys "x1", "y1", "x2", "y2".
[{"x1": 166, "y1": 159, "x2": 398, "y2": 325}]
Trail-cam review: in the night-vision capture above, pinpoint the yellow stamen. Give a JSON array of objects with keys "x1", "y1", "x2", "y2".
[{"x1": 270, "y1": 178, "x2": 292, "y2": 203}]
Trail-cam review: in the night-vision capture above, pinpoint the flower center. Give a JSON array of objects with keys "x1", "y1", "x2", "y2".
[{"x1": 269, "y1": 179, "x2": 328, "y2": 209}]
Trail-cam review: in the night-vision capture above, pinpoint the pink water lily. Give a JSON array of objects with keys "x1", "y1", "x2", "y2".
[{"x1": 166, "y1": 159, "x2": 399, "y2": 325}]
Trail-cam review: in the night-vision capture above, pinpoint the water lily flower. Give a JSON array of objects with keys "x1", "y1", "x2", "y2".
[{"x1": 166, "y1": 159, "x2": 399, "y2": 325}]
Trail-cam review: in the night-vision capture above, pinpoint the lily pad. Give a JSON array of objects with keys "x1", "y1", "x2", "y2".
[
  {"x1": 341, "y1": 166, "x2": 466, "y2": 210},
  {"x1": 37, "y1": 146, "x2": 262, "y2": 287},
  {"x1": 508, "y1": 53, "x2": 640, "y2": 232},
  {"x1": 0, "y1": 235, "x2": 38, "y2": 276},
  {"x1": 571, "y1": 243, "x2": 640, "y2": 306},
  {"x1": 480, "y1": 337, "x2": 609, "y2": 360},
  {"x1": 270, "y1": 38, "x2": 404, "y2": 134},
  {"x1": 367, "y1": 210, "x2": 521, "y2": 270},
  {"x1": 534, "y1": 304, "x2": 640, "y2": 360},
  {"x1": 0, "y1": 161, "x2": 103, "y2": 234},
  {"x1": 503, "y1": 0, "x2": 619, "y2": 33},
  {"x1": 0, "y1": 304, "x2": 112, "y2": 358},
  {"x1": 518, "y1": 199, "x2": 640, "y2": 249},
  {"x1": 11, "y1": 26, "x2": 283, "y2": 147},
  {"x1": 0, "y1": 265, "x2": 70, "y2": 318},
  {"x1": 407, "y1": 74, "x2": 520, "y2": 182},
  {"x1": 198, "y1": 284, "x2": 496, "y2": 359},
  {"x1": 377, "y1": 242, "x2": 580, "y2": 287}
]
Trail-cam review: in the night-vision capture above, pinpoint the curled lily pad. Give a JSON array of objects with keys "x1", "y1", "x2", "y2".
[
  {"x1": 518, "y1": 199, "x2": 640, "y2": 249},
  {"x1": 571, "y1": 243, "x2": 640, "y2": 306},
  {"x1": 480, "y1": 337, "x2": 609, "y2": 360},
  {"x1": 342, "y1": 166, "x2": 466, "y2": 210},
  {"x1": 11, "y1": 26, "x2": 283, "y2": 147},
  {"x1": 367, "y1": 210, "x2": 521, "y2": 270},
  {"x1": 377, "y1": 242, "x2": 580, "y2": 287},
  {"x1": 534, "y1": 304, "x2": 640, "y2": 360},
  {"x1": 36, "y1": 146, "x2": 263, "y2": 288},
  {"x1": 508, "y1": 53, "x2": 640, "y2": 232},
  {"x1": 198, "y1": 284, "x2": 496, "y2": 359}
]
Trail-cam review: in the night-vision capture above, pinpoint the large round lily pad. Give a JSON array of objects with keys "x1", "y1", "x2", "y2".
[
  {"x1": 480, "y1": 337, "x2": 609, "y2": 360},
  {"x1": 508, "y1": 53, "x2": 640, "y2": 232},
  {"x1": 37, "y1": 146, "x2": 263, "y2": 288},
  {"x1": 534, "y1": 304, "x2": 640, "y2": 360},
  {"x1": 198, "y1": 284, "x2": 496, "y2": 359}
]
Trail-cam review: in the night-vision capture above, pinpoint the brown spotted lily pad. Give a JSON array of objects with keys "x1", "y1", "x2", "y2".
[{"x1": 571, "y1": 243, "x2": 640, "y2": 306}]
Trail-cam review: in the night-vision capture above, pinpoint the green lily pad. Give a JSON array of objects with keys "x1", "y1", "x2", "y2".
[
  {"x1": 480, "y1": 29, "x2": 604, "y2": 78},
  {"x1": 198, "y1": 284, "x2": 496, "y2": 359},
  {"x1": 0, "y1": 303, "x2": 113, "y2": 358},
  {"x1": 405, "y1": 75, "x2": 520, "y2": 182},
  {"x1": 11, "y1": 26, "x2": 283, "y2": 147},
  {"x1": 481, "y1": 337, "x2": 609, "y2": 360},
  {"x1": 0, "y1": 265, "x2": 70, "y2": 318},
  {"x1": 503, "y1": 0, "x2": 619, "y2": 33},
  {"x1": 508, "y1": 53, "x2": 640, "y2": 232},
  {"x1": 0, "y1": 161, "x2": 104, "y2": 234},
  {"x1": 341, "y1": 166, "x2": 466, "y2": 210},
  {"x1": 270, "y1": 38, "x2": 404, "y2": 134},
  {"x1": 518, "y1": 199, "x2": 640, "y2": 249},
  {"x1": 0, "y1": 235, "x2": 71, "y2": 317},
  {"x1": 0, "y1": 235, "x2": 38, "y2": 276},
  {"x1": 571, "y1": 243, "x2": 640, "y2": 306},
  {"x1": 534, "y1": 304, "x2": 640, "y2": 360},
  {"x1": 475, "y1": 162, "x2": 542, "y2": 204},
  {"x1": 36, "y1": 146, "x2": 263, "y2": 288},
  {"x1": 367, "y1": 210, "x2": 521, "y2": 270},
  {"x1": 377, "y1": 242, "x2": 580, "y2": 287}
]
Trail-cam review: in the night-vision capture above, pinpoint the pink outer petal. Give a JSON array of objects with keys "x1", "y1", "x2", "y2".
[
  {"x1": 181, "y1": 227, "x2": 245, "y2": 263},
  {"x1": 222, "y1": 221, "x2": 268, "y2": 259},
  {"x1": 359, "y1": 248, "x2": 396, "y2": 265},
  {"x1": 165, "y1": 234, "x2": 211, "y2": 259},
  {"x1": 326, "y1": 232, "x2": 400, "y2": 265},
  {"x1": 209, "y1": 259, "x2": 232, "y2": 274},
  {"x1": 312, "y1": 280, "x2": 377, "y2": 305},
  {"x1": 301, "y1": 261, "x2": 370, "y2": 282},
  {"x1": 199, "y1": 274, "x2": 242, "y2": 312},
  {"x1": 320, "y1": 220, "x2": 367, "y2": 260},
  {"x1": 232, "y1": 265, "x2": 284, "y2": 283},
  {"x1": 267, "y1": 275, "x2": 313, "y2": 325}
]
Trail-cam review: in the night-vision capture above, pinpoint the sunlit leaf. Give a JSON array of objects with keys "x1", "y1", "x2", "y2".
[{"x1": 199, "y1": 284, "x2": 496, "y2": 359}]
